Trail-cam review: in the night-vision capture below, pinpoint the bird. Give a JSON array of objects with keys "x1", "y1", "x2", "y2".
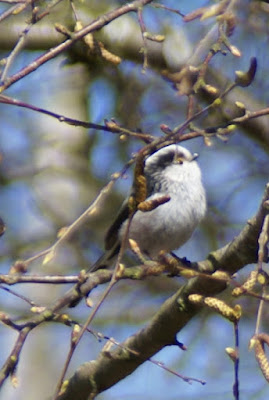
[{"x1": 90, "y1": 144, "x2": 206, "y2": 272}]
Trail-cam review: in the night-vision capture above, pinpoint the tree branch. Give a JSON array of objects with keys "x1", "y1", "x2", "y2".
[
  {"x1": 0, "y1": 0, "x2": 154, "y2": 91},
  {"x1": 58, "y1": 183, "x2": 269, "y2": 400}
]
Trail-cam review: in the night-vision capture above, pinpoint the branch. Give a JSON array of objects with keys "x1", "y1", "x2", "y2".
[
  {"x1": 0, "y1": 274, "x2": 79, "y2": 284},
  {"x1": 0, "y1": 94, "x2": 154, "y2": 142},
  {"x1": 57, "y1": 183, "x2": 269, "y2": 400},
  {"x1": 0, "y1": 0, "x2": 154, "y2": 91}
]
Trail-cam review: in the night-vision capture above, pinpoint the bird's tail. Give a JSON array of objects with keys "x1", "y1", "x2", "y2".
[{"x1": 89, "y1": 243, "x2": 120, "y2": 272}]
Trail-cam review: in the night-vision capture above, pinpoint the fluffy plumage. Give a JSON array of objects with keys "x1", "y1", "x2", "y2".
[{"x1": 90, "y1": 144, "x2": 206, "y2": 271}]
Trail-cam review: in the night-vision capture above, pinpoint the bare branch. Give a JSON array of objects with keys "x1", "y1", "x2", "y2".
[{"x1": 0, "y1": 0, "x2": 154, "y2": 91}]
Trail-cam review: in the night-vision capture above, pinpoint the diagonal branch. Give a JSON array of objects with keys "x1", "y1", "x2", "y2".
[{"x1": 0, "y1": 0, "x2": 154, "y2": 91}]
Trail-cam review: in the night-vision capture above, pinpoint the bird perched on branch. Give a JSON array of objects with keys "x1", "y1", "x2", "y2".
[{"x1": 90, "y1": 144, "x2": 206, "y2": 271}]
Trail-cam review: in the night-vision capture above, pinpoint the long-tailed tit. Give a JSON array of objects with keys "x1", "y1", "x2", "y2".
[{"x1": 90, "y1": 144, "x2": 206, "y2": 271}]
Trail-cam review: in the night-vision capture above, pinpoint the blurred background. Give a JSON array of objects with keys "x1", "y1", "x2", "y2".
[{"x1": 0, "y1": 0, "x2": 269, "y2": 399}]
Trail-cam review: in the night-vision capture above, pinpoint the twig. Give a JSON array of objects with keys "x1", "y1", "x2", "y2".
[
  {"x1": 0, "y1": 327, "x2": 30, "y2": 386},
  {"x1": 137, "y1": 7, "x2": 149, "y2": 71},
  {"x1": 0, "y1": 274, "x2": 79, "y2": 284},
  {"x1": 0, "y1": 0, "x2": 27, "y2": 3},
  {"x1": 0, "y1": 0, "x2": 155, "y2": 92},
  {"x1": 0, "y1": 285, "x2": 36, "y2": 306},
  {"x1": 148, "y1": 358, "x2": 206, "y2": 385},
  {"x1": 0, "y1": 1, "x2": 28, "y2": 24},
  {"x1": 0, "y1": 0, "x2": 66, "y2": 80},
  {"x1": 53, "y1": 275, "x2": 118, "y2": 399},
  {"x1": 22, "y1": 172, "x2": 129, "y2": 268},
  {"x1": 1, "y1": 0, "x2": 33, "y2": 81},
  {"x1": 233, "y1": 321, "x2": 240, "y2": 400},
  {"x1": 54, "y1": 212, "x2": 136, "y2": 398},
  {"x1": 152, "y1": 3, "x2": 185, "y2": 17},
  {"x1": 0, "y1": 94, "x2": 154, "y2": 141}
]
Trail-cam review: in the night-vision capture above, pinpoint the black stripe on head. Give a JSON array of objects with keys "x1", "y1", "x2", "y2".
[
  {"x1": 146, "y1": 146, "x2": 191, "y2": 171},
  {"x1": 153, "y1": 149, "x2": 175, "y2": 168}
]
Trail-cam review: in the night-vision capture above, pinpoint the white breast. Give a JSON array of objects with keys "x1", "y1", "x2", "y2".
[{"x1": 119, "y1": 160, "x2": 206, "y2": 258}]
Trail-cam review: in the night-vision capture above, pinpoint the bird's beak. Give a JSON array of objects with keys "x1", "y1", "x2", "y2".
[{"x1": 192, "y1": 153, "x2": 199, "y2": 161}]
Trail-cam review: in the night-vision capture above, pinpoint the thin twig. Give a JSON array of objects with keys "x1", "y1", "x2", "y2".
[
  {"x1": 137, "y1": 7, "x2": 149, "y2": 71},
  {"x1": 0, "y1": 0, "x2": 155, "y2": 91},
  {"x1": 0, "y1": 285, "x2": 36, "y2": 306},
  {"x1": 0, "y1": 0, "x2": 66, "y2": 80},
  {"x1": 22, "y1": 172, "x2": 129, "y2": 268},
  {"x1": 53, "y1": 212, "x2": 136, "y2": 399},
  {"x1": 148, "y1": 358, "x2": 206, "y2": 385},
  {"x1": 152, "y1": 3, "x2": 185, "y2": 17},
  {"x1": 0, "y1": 94, "x2": 154, "y2": 141},
  {"x1": 233, "y1": 322, "x2": 240, "y2": 400},
  {"x1": 0, "y1": 327, "x2": 30, "y2": 386},
  {"x1": 0, "y1": 2, "x2": 28, "y2": 24},
  {"x1": 1, "y1": 0, "x2": 33, "y2": 81},
  {"x1": 0, "y1": 274, "x2": 79, "y2": 284}
]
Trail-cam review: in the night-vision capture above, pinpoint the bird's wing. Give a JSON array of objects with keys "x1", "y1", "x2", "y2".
[
  {"x1": 104, "y1": 198, "x2": 129, "y2": 250},
  {"x1": 89, "y1": 240, "x2": 120, "y2": 272}
]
